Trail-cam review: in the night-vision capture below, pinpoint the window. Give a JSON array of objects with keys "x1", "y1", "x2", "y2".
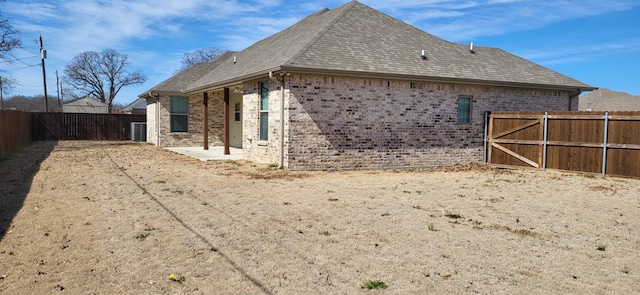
[
  {"x1": 170, "y1": 96, "x2": 188, "y2": 132},
  {"x1": 234, "y1": 103, "x2": 241, "y2": 121},
  {"x1": 457, "y1": 96, "x2": 471, "y2": 124},
  {"x1": 259, "y1": 82, "x2": 269, "y2": 141}
]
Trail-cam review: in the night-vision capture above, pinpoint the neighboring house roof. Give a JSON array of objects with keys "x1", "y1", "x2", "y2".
[
  {"x1": 143, "y1": 0, "x2": 594, "y2": 97},
  {"x1": 62, "y1": 96, "x2": 109, "y2": 114},
  {"x1": 141, "y1": 51, "x2": 237, "y2": 96},
  {"x1": 63, "y1": 96, "x2": 108, "y2": 107},
  {"x1": 579, "y1": 88, "x2": 640, "y2": 111},
  {"x1": 122, "y1": 97, "x2": 147, "y2": 112}
]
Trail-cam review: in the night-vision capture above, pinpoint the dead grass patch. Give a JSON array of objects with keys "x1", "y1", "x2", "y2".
[
  {"x1": 243, "y1": 170, "x2": 311, "y2": 180},
  {"x1": 489, "y1": 224, "x2": 538, "y2": 237},
  {"x1": 2, "y1": 141, "x2": 639, "y2": 294},
  {"x1": 589, "y1": 185, "x2": 617, "y2": 195}
]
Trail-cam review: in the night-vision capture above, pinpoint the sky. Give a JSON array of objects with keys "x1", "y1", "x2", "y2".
[{"x1": 2, "y1": 0, "x2": 639, "y2": 106}]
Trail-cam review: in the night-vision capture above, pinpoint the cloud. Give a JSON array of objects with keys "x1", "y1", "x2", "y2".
[
  {"x1": 515, "y1": 38, "x2": 640, "y2": 65},
  {"x1": 361, "y1": 0, "x2": 639, "y2": 41},
  {"x1": 3, "y1": 0, "x2": 639, "y2": 102}
]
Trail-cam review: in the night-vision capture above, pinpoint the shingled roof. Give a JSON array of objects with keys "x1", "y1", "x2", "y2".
[
  {"x1": 145, "y1": 0, "x2": 594, "y2": 96},
  {"x1": 141, "y1": 51, "x2": 236, "y2": 96}
]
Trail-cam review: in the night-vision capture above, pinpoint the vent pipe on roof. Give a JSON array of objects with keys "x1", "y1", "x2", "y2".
[
  {"x1": 470, "y1": 42, "x2": 474, "y2": 54},
  {"x1": 420, "y1": 50, "x2": 427, "y2": 60},
  {"x1": 233, "y1": 55, "x2": 237, "y2": 63}
]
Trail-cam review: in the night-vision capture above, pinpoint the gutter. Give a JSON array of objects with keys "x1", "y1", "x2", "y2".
[
  {"x1": 278, "y1": 66, "x2": 598, "y2": 92},
  {"x1": 188, "y1": 67, "x2": 283, "y2": 94},
  {"x1": 183, "y1": 65, "x2": 595, "y2": 97}
]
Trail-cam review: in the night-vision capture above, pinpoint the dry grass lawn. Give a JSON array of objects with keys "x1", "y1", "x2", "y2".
[{"x1": 1, "y1": 141, "x2": 639, "y2": 294}]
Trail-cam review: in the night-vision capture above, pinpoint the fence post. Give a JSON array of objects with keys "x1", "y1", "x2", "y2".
[
  {"x1": 483, "y1": 111, "x2": 489, "y2": 163},
  {"x1": 486, "y1": 112, "x2": 494, "y2": 164},
  {"x1": 601, "y1": 112, "x2": 609, "y2": 177},
  {"x1": 542, "y1": 112, "x2": 548, "y2": 171}
]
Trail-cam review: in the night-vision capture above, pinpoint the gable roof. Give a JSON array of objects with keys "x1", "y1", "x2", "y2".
[
  {"x1": 122, "y1": 97, "x2": 147, "y2": 111},
  {"x1": 141, "y1": 50, "x2": 237, "y2": 96},
  {"x1": 147, "y1": 1, "x2": 594, "y2": 96},
  {"x1": 63, "y1": 96, "x2": 108, "y2": 107}
]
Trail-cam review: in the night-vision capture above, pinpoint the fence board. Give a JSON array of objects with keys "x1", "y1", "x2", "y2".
[
  {"x1": 32, "y1": 113, "x2": 146, "y2": 141},
  {"x1": 487, "y1": 111, "x2": 640, "y2": 178},
  {"x1": 0, "y1": 109, "x2": 31, "y2": 160}
]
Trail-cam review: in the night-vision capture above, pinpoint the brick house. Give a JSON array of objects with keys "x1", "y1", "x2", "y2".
[{"x1": 140, "y1": 0, "x2": 595, "y2": 170}]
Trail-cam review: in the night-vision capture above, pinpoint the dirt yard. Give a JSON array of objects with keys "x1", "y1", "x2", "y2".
[{"x1": 1, "y1": 141, "x2": 639, "y2": 294}]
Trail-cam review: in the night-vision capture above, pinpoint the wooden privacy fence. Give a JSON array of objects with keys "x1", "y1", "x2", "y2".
[
  {"x1": 0, "y1": 109, "x2": 32, "y2": 160},
  {"x1": 32, "y1": 113, "x2": 146, "y2": 141},
  {"x1": 486, "y1": 111, "x2": 640, "y2": 178}
]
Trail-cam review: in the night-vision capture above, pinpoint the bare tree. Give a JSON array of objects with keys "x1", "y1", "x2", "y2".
[
  {"x1": 0, "y1": 7, "x2": 22, "y2": 62},
  {"x1": 3, "y1": 94, "x2": 61, "y2": 112},
  {"x1": 180, "y1": 47, "x2": 226, "y2": 70},
  {"x1": 1, "y1": 5, "x2": 22, "y2": 105},
  {"x1": 0, "y1": 75, "x2": 16, "y2": 91},
  {"x1": 64, "y1": 48, "x2": 146, "y2": 112},
  {"x1": 1, "y1": 75, "x2": 17, "y2": 109}
]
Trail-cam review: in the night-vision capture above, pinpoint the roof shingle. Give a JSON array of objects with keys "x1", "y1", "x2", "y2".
[{"x1": 145, "y1": 0, "x2": 594, "y2": 96}]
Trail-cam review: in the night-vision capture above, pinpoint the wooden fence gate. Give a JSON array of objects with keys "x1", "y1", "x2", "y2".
[{"x1": 486, "y1": 111, "x2": 640, "y2": 178}]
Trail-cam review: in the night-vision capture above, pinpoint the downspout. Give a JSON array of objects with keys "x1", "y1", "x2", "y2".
[
  {"x1": 203, "y1": 91, "x2": 209, "y2": 150},
  {"x1": 279, "y1": 74, "x2": 286, "y2": 169},
  {"x1": 569, "y1": 89, "x2": 581, "y2": 111},
  {"x1": 224, "y1": 88, "x2": 230, "y2": 155}
]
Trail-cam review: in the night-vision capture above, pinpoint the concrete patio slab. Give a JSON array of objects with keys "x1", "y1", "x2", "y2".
[{"x1": 165, "y1": 146, "x2": 242, "y2": 161}]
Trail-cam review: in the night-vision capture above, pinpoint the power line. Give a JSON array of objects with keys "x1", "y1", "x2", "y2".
[
  {"x1": 2, "y1": 64, "x2": 40, "y2": 71},
  {"x1": 24, "y1": 0, "x2": 48, "y2": 111},
  {"x1": 27, "y1": 0, "x2": 42, "y2": 35},
  {"x1": 3, "y1": 51, "x2": 40, "y2": 66}
]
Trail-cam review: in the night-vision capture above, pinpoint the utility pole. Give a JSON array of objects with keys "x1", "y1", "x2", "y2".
[
  {"x1": 40, "y1": 35, "x2": 48, "y2": 112},
  {"x1": 0, "y1": 76, "x2": 3, "y2": 110},
  {"x1": 56, "y1": 70, "x2": 61, "y2": 111}
]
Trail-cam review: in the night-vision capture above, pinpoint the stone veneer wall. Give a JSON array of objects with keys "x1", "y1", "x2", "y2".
[
  {"x1": 283, "y1": 74, "x2": 574, "y2": 170},
  {"x1": 146, "y1": 98, "x2": 158, "y2": 145},
  {"x1": 156, "y1": 92, "x2": 225, "y2": 147}
]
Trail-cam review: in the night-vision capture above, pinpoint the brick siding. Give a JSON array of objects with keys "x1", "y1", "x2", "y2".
[
  {"x1": 155, "y1": 92, "x2": 225, "y2": 147},
  {"x1": 280, "y1": 74, "x2": 573, "y2": 170},
  {"x1": 242, "y1": 80, "x2": 284, "y2": 165},
  {"x1": 151, "y1": 74, "x2": 575, "y2": 170}
]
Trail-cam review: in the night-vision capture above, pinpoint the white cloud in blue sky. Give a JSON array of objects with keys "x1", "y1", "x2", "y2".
[{"x1": 2, "y1": 0, "x2": 639, "y2": 105}]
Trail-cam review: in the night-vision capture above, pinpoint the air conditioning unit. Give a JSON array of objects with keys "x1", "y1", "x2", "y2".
[{"x1": 131, "y1": 122, "x2": 147, "y2": 141}]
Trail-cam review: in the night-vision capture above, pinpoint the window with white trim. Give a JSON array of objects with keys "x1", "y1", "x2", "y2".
[
  {"x1": 457, "y1": 96, "x2": 471, "y2": 124},
  {"x1": 259, "y1": 82, "x2": 269, "y2": 141},
  {"x1": 170, "y1": 96, "x2": 188, "y2": 132}
]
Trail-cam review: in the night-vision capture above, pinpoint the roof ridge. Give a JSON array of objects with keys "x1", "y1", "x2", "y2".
[{"x1": 284, "y1": 1, "x2": 359, "y2": 66}]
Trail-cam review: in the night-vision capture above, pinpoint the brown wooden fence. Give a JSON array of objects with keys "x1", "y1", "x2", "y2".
[
  {"x1": 32, "y1": 113, "x2": 146, "y2": 141},
  {"x1": 0, "y1": 109, "x2": 32, "y2": 160},
  {"x1": 486, "y1": 111, "x2": 640, "y2": 178}
]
